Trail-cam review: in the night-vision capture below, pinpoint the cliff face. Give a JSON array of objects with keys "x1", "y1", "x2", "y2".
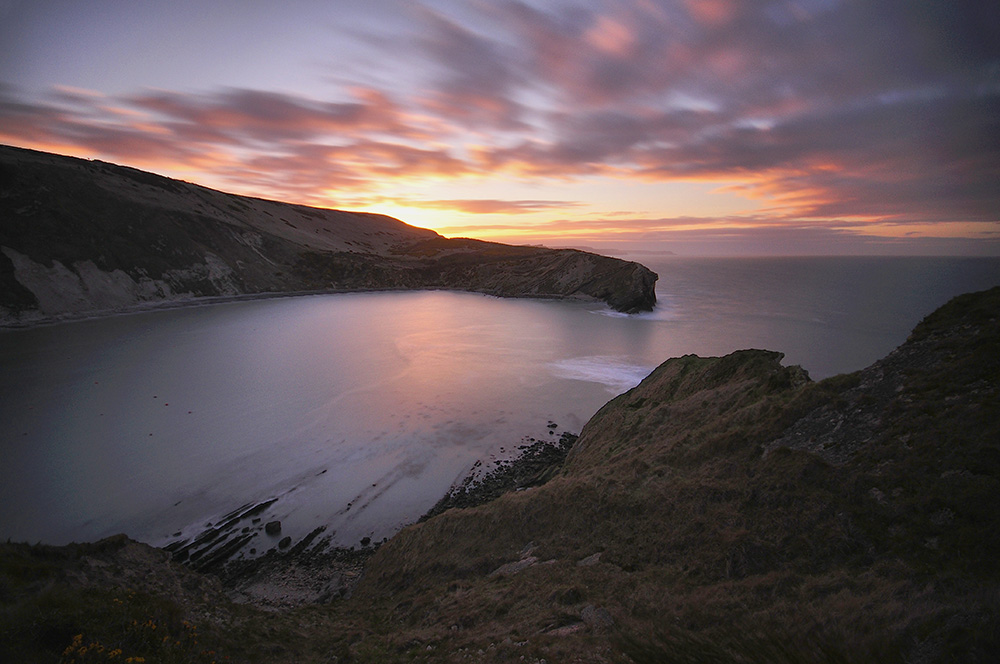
[
  {"x1": 0, "y1": 145, "x2": 656, "y2": 325},
  {"x1": 353, "y1": 286, "x2": 1000, "y2": 662},
  {"x1": 3, "y1": 288, "x2": 997, "y2": 663}
]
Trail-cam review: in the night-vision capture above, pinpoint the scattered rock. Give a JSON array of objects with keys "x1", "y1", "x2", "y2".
[
  {"x1": 421, "y1": 432, "x2": 578, "y2": 520},
  {"x1": 265, "y1": 520, "x2": 282, "y2": 535},
  {"x1": 546, "y1": 623, "x2": 587, "y2": 637},
  {"x1": 488, "y1": 556, "x2": 539, "y2": 578},
  {"x1": 581, "y1": 605, "x2": 614, "y2": 630},
  {"x1": 278, "y1": 536, "x2": 292, "y2": 549}
]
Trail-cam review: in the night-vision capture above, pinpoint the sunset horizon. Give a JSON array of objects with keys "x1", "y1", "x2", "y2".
[{"x1": 2, "y1": 1, "x2": 998, "y2": 256}]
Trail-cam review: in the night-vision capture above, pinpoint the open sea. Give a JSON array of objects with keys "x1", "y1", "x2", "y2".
[{"x1": 2, "y1": 256, "x2": 999, "y2": 552}]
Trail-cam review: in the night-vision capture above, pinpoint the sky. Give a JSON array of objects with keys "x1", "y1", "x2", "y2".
[{"x1": 1, "y1": 0, "x2": 998, "y2": 256}]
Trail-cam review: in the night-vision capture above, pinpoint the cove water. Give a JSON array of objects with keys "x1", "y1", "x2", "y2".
[{"x1": 2, "y1": 256, "x2": 999, "y2": 551}]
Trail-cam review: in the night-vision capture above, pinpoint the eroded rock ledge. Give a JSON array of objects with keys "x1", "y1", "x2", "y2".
[
  {"x1": 0, "y1": 144, "x2": 657, "y2": 326},
  {"x1": 2, "y1": 288, "x2": 999, "y2": 662}
]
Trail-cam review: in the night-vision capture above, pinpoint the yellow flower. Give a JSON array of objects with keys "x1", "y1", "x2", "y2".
[{"x1": 63, "y1": 633, "x2": 84, "y2": 655}]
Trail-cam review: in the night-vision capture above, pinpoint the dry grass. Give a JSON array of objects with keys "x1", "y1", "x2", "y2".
[
  {"x1": 3, "y1": 289, "x2": 999, "y2": 662},
  {"x1": 342, "y1": 294, "x2": 1000, "y2": 661}
]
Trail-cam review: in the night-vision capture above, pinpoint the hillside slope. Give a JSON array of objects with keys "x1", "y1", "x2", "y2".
[
  {"x1": 352, "y1": 286, "x2": 1000, "y2": 662},
  {"x1": 0, "y1": 145, "x2": 657, "y2": 325},
  {"x1": 2, "y1": 288, "x2": 997, "y2": 663}
]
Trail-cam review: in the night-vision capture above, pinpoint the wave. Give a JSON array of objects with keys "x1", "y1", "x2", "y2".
[
  {"x1": 547, "y1": 356, "x2": 654, "y2": 394},
  {"x1": 593, "y1": 297, "x2": 680, "y2": 321}
]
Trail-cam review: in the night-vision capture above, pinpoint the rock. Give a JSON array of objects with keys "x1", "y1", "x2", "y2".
[
  {"x1": 488, "y1": 556, "x2": 538, "y2": 578},
  {"x1": 546, "y1": 623, "x2": 586, "y2": 637},
  {"x1": 278, "y1": 536, "x2": 292, "y2": 549},
  {"x1": 420, "y1": 433, "x2": 579, "y2": 521},
  {"x1": 577, "y1": 552, "x2": 601, "y2": 566},
  {"x1": 265, "y1": 520, "x2": 281, "y2": 535},
  {"x1": 581, "y1": 605, "x2": 614, "y2": 630}
]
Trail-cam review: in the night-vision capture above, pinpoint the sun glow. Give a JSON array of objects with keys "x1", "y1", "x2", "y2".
[{"x1": 350, "y1": 202, "x2": 464, "y2": 235}]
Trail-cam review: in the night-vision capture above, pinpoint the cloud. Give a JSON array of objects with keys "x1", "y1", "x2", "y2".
[
  {"x1": 2, "y1": 0, "x2": 998, "y2": 246},
  {"x1": 413, "y1": 7, "x2": 527, "y2": 129},
  {"x1": 127, "y1": 86, "x2": 424, "y2": 145},
  {"x1": 434, "y1": 213, "x2": 1000, "y2": 256},
  {"x1": 397, "y1": 198, "x2": 585, "y2": 214},
  {"x1": 382, "y1": 1, "x2": 997, "y2": 225},
  {"x1": 0, "y1": 83, "x2": 476, "y2": 203}
]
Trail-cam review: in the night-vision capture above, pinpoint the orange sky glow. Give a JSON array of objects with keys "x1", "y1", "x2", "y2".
[{"x1": 1, "y1": 1, "x2": 997, "y2": 255}]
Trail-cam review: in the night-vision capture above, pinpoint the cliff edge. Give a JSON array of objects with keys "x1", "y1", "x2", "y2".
[
  {"x1": 352, "y1": 285, "x2": 1000, "y2": 661},
  {"x1": 0, "y1": 145, "x2": 657, "y2": 325},
  {"x1": 3, "y1": 293, "x2": 997, "y2": 661}
]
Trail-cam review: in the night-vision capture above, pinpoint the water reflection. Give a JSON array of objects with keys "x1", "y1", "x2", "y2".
[
  {"x1": 0, "y1": 292, "x2": 638, "y2": 550},
  {"x1": 2, "y1": 257, "x2": 999, "y2": 552}
]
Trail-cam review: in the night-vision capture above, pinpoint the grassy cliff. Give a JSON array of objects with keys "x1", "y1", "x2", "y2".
[
  {"x1": 0, "y1": 145, "x2": 657, "y2": 323},
  {"x1": 3, "y1": 287, "x2": 998, "y2": 663}
]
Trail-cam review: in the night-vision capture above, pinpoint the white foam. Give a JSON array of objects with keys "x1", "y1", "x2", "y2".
[
  {"x1": 547, "y1": 356, "x2": 654, "y2": 394},
  {"x1": 593, "y1": 297, "x2": 680, "y2": 321}
]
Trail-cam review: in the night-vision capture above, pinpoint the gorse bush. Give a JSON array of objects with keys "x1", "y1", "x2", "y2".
[
  {"x1": 56, "y1": 599, "x2": 220, "y2": 664},
  {"x1": 1, "y1": 581, "x2": 225, "y2": 664}
]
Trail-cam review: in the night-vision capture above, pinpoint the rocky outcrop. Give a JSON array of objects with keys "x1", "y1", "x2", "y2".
[
  {"x1": 354, "y1": 287, "x2": 1000, "y2": 661},
  {"x1": 0, "y1": 145, "x2": 656, "y2": 325},
  {"x1": 5, "y1": 287, "x2": 997, "y2": 661}
]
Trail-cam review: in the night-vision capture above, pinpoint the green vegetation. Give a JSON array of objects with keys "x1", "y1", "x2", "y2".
[
  {"x1": 3, "y1": 287, "x2": 998, "y2": 662},
  {"x1": 0, "y1": 543, "x2": 221, "y2": 663}
]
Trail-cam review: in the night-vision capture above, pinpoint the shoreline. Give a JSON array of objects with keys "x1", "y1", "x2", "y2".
[
  {"x1": 166, "y1": 428, "x2": 580, "y2": 610},
  {"x1": 0, "y1": 286, "x2": 621, "y2": 332},
  {"x1": 0, "y1": 425, "x2": 580, "y2": 611}
]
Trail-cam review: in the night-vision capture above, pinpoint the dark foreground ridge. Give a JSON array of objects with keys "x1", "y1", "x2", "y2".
[
  {"x1": 2, "y1": 287, "x2": 999, "y2": 663},
  {"x1": 0, "y1": 144, "x2": 657, "y2": 325}
]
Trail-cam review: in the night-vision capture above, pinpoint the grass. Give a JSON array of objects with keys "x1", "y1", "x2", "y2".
[
  {"x1": 3, "y1": 289, "x2": 999, "y2": 662},
  {"x1": 343, "y1": 305, "x2": 1000, "y2": 661},
  {"x1": 0, "y1": 583, "x2": 219, "y2": 664}
]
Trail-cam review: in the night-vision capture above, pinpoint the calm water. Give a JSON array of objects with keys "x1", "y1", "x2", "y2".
[{"x1": 2, "y1": 256, "x2": 999, "y2": 551}]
